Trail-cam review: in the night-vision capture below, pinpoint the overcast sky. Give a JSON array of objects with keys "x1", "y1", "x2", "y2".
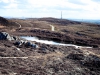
[{"x1": 0, "y1": 0, "x2": 100, "y2": 19}]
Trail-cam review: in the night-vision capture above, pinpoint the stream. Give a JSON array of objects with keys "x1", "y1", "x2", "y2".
[{"x1": 21, "y1": 36, "x2": 92, "y2": 49}]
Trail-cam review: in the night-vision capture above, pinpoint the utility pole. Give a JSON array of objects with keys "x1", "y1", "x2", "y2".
[{"x1": 61, "y1": 11, "x2": 62, "y2": 19}]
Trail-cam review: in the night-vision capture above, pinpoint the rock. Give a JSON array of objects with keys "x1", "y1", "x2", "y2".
[
  {"x1": 13, "y1": 36, "x2": 18, "y2": 40},
  {"x1": 14, "y1": 40, "x2": 39, "y2": 48},
  {"x1": 14, "y1": 40, "x2": 26, "y2": 46},
  {"x1": 20, "y1": 40, "x2": 25, "y2": 44},
  {"x1": 26, "y1": 42, "x2": 39, "y2": 48},
  {"x1": 26, "y1": 42, "x2": 32, "y2": 46},
  {"x1": 16, "y1": 48, "x2": 20, "y2": 51},
  {"x1": 14, "y1": 41, "x2": 21, "y2": 46},
  {"x1": 34, "y1": 45, "x2": 39, "y2": 48},
  {"x1": 31, "y1": 44, "x2": 39, "y2": 48},
  {"x1": 31, "y1": 44, "x2": 35, "y2": 47},
  {"x1": 0, "y1": 32, "x2": 14, "y2": 41}
]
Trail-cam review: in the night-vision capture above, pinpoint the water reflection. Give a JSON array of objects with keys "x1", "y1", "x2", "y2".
[{"x1": 21, "y1": 36, "x2": 92, "y2": 48}]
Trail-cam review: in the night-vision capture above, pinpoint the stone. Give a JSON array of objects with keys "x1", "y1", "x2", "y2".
[
  {"x1": 14, "y1": 40, "x2": 39, "y2": 48},
  {"x1": 15, "y1": 40, "x2": 25, "y2": 46},
  {"x1": 16, "y1": 48, "x2": 20, "y2": 51},
  {"x1": 31, "y1": 44, "x2": 39, "y2": 48},
  {"x1": 31, "y1": 44, "x2": 36, "y2": 47},
  {"x1": 35, "y1": 45, "x2": 39, "y2": 48},
  {"x1": 0, "y1": 32, "x2": 13, "y2": 41},
  {"x1": 13, "y1": 36, "x2": 18, "y2": 40},
  {"x1": 26, "y1": 42, "x2": 32, "y2": 46},
  {"x1": 14, "y1": 41, "x2": 21, "y2": 46},
  {"x1": 20, "y1": 40, "x2": 24, "y2": 44}
]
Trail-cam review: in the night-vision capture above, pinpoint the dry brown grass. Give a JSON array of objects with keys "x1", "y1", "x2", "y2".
[
  {"x1": 13, "y1": 19, "x2": 51, "y2": 30},
  {"x1": 53, "y1": 24, "x2": 100, "y2": 38},
  {"x1": 10, "y1": 18, "x2": 100, "y2": 39},
  {"x1": 29, "y1": 51, "x2": 64, "y2": 59},
  {"x1": 28, "y1": 51, "x2": 64, "y2": 67}
]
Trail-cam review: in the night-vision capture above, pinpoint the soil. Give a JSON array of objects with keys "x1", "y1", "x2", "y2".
[{"x1": 0, "y1": 17, "x2": 100, "y2": 75}]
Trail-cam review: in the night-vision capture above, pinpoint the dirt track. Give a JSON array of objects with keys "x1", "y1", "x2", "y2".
[
  {"x1": 15, "y1": 22, "x2": 22, "y2": 28},
  {"x1": 50, "y1": 25, "x2": 55, "y2": 31}
]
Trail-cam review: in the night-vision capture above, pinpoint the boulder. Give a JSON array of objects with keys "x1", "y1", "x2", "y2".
[
  {"x1": 16, "y1": 48, "x2": 20, "y2": 51},
  {"x1": 20, "y1": 40, "x2": 25, "y2": 44},
  {"x1": 14, "y1": 40, "x2": 26, "y2": 46},
  {"x1": 13, "y1": 36, "x2": 18, "y2": 40},
  {"x1": 14, "y1": 40, "x2": 39, "y2": 48},
  {"x1": 25, "y1": 42, "x2": 32, "y2": 46},
  {"x1": 31, "y1": 44, "x2": 39, "y2": 48},
  {"x1": 0, "y1": 32, "x2": 14, "y2": 41},
  {"x1": 14, "y1": 41, "x2": 21, "y2": 46},
  {"x1": 26, "y1": 42, "x2": 39, "y2": 48}
]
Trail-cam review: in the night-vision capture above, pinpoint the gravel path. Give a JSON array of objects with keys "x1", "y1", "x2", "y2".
[
  {"x1": 15, "y1": 22, "x2": 22, "y2": 28},
  {"x1": 50, "y1": 25, "x2": 55, "y2": 31}
]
